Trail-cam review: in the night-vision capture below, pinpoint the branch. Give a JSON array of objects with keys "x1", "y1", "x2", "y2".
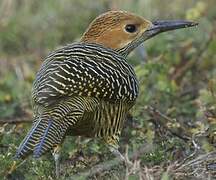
[
  {"x1": 0, "y1": 113, "x2": 32, "y2": 124},
  {"x1": 144, "y1": 105, "x2": 191, "y2": 141}
]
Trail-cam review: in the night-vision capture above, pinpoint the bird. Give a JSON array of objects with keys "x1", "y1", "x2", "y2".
[{"x1": 14, "y1": 10, "x2": 197, "y2": 177}]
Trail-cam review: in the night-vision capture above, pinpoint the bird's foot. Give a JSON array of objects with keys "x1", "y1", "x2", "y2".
[
  {"x1": 108, "y1": 146, "x2": 133, "y2": 168},
  {"x1": 124, "y1": 145, "x2": 138, "y2": 175},
  {"x1": 52, "y1": 145, "x2": 61, "y2": 178},
  {"x1": 109, "y1": 145, "x2": 142, "y2": 177},
  {"x1": 124, "y1": 147, "x2": 133, "y2": 168}
]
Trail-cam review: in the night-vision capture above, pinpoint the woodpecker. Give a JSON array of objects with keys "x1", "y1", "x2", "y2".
[{"x1": 15, "y1": 11, "x2": 197, "y2": 177}]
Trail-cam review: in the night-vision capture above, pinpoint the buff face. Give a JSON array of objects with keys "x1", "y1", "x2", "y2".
[
  {"x1": 81, "y1": 11, "x2": 197, "y2": 53},
  {"x1": 81, "y1": 11, "x2": 152, "y2": 50}
]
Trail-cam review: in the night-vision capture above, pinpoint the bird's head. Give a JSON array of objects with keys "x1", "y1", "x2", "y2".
[{"x1": 81, "y1": 11, "x2": 198, "y2": 56}]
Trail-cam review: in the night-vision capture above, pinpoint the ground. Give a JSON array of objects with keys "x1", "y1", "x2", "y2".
[{"x1": 0, "y1": 0, "x2": 215, "y2": 179}]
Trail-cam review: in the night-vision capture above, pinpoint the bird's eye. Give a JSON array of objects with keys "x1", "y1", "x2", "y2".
[{"x1": 125, "y1": 24, "x2": 137, "y2": 33}]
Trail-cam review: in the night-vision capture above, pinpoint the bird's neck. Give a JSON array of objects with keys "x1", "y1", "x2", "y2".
[{"x1": 81, "y1": 35, "x2": 138, "y2": 58}]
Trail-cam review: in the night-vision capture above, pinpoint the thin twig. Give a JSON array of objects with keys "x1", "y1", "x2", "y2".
[
  {"x1": 67, "y1": 144, "x2": 153, "y2": 179},
  {"x1": 0, "y1": 115, "x2": 32, "y2": 124},
  {"x1": 174, "y1": 150, "x2": 216, "y2": 174},
  {"x1": 144, "y1": 105, "x2": 191, "y2": 141}
]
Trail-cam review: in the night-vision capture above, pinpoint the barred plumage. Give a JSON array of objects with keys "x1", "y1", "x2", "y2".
[
  {"x1": 14, "y1": 10, "x2": 197, "y2": 177},
  {"x1": 16, "y1": 42, "x2": 139, "y2": 159},
  {"x1": 33, "y1": 43, "x2": 139, "y2": 106}
]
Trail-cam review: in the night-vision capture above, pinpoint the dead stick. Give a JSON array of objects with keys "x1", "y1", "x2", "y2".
[
  {"x1": 0, "y1": 116, "x2": 32, "y2": 124},
  {"x1": 144, "y1": 105, "x2": 191, "y2": 141},
  {"x1": 67, "y1": 144, "x2": 154, "y2": 179}
]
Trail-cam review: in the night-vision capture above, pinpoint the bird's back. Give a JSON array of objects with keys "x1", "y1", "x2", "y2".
[
  {"x1": 32, "y1": 42, "x2": 139, "y2": 107},
  {"x1": 16, "y1": 42, "x2": 139, "y2": 159}
]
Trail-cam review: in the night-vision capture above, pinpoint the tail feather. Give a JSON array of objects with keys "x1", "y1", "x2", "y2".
[
  {"x1": 15, "y1": 115, "x2": 69, "y2": 159},
  {"x1": 15, "y1": 99, "x2": 83, "y2": 159},
  {"x1": 15, "y1": 118, "x2": 43, "y2": 159},
  {"x1": 33, "y1": 119, "x2": 67, "y2": 158},
  {"x1": 33, "y1": 119, "x2": 52, "y2": 158}
]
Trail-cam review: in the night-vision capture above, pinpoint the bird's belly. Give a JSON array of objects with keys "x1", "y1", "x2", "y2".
[
  {"x1": 66, "y1": 100, "x2": 133, "y2": 138},
  {"x1": 66, "y1": 117, "x2": 95, "y2": 137}
]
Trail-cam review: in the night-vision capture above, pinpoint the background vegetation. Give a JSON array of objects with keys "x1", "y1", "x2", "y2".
[{"x1": 0, "y1": 0, "x2": 215, "y2": 179}]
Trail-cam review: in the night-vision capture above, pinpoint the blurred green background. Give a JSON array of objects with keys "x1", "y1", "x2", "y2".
[{"x1": 0, "y1": 0, "x2": 215, "y2": 179}]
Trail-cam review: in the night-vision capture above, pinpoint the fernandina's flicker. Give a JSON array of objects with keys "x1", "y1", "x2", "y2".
[{"x1": 14, "y1": 11, "x2": 197, "y2": 176}]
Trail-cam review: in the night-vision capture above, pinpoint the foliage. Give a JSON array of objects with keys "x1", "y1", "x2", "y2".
[{"x1": 0, "y1": 0, "x2": 215, "y2": 179}]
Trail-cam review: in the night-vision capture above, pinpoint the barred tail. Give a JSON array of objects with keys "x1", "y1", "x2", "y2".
[
  {"x1": 15, "y1": 114, "x2": 68, "y2": 159},
  {"x1": 15, "y1": 97, "x2": 86, "y2": 159}
]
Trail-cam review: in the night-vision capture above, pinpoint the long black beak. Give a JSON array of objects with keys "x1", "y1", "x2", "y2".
[{"x1": 144, "y1": 20, "x2": 198, "y2": 40}]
